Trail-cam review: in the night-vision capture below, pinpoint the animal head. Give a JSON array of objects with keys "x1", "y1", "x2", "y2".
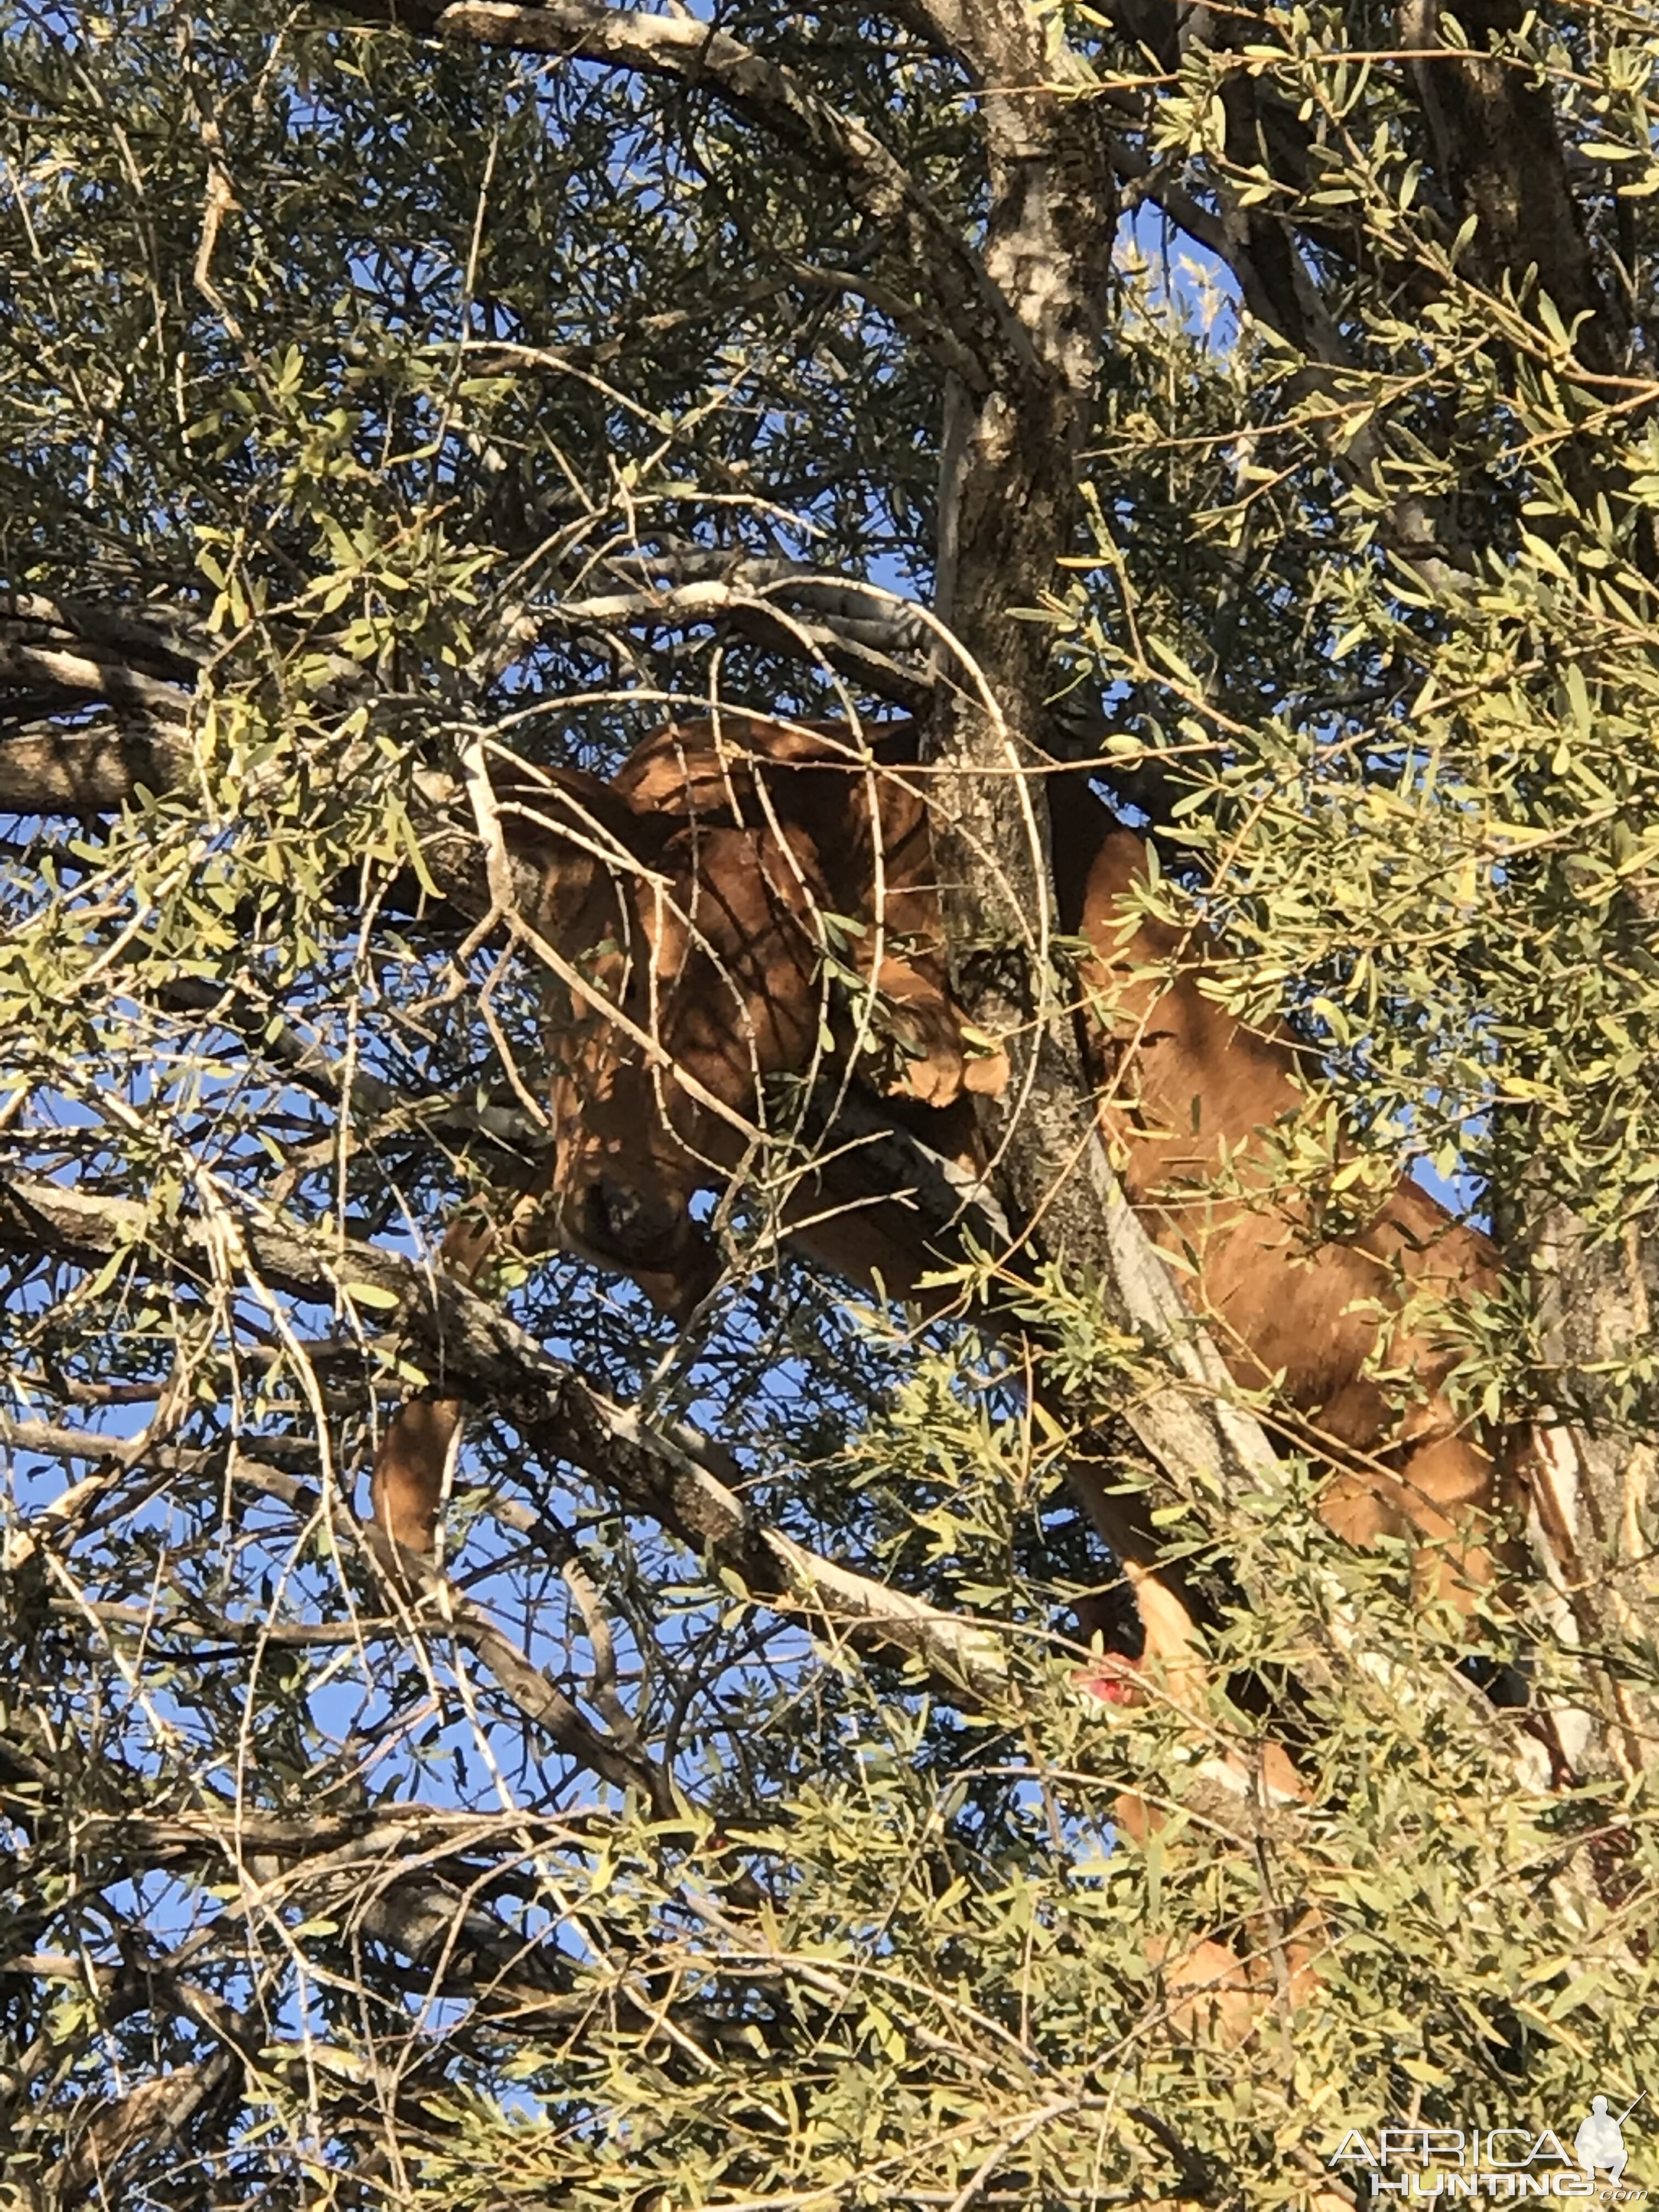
[{"x1": 492, "y1": 718, "x2": 1006, "y2": 1317}]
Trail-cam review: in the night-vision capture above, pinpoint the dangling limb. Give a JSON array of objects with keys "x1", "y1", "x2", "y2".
[
  {"x1": 370, "y1": 1392, "x2": 464, "y2": 1555},
  {"x1": 368, "y1": 1182, "x2": 553, "y2": 1556}
]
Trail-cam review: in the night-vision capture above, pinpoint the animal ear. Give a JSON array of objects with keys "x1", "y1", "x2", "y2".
[
  {"x1": 615, "y1": 720, "x2": 735, "y2": 815},
  {"x1": 494, "y1": 763, "x2": 671, "y2": 871},
  {"x1": 614, "y1": 714, "x2": 861, "y2": 818}
]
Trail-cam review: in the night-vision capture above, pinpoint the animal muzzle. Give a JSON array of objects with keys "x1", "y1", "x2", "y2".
[
  {"x1": 572, "y1": 1176, "x2": 681, "y2": 1267},
  {"x1": 557, "y1": 1176, "x2": 722, "y2": 1319}
]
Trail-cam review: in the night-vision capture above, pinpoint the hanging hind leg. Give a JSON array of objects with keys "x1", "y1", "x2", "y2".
[{"x1": 369, "y1": 1181, "x2": 556, "y2": 1558}]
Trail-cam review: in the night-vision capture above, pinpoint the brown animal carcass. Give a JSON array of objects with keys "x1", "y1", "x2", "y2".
[{"x1": 372, "y1": 714, "x2": 1507, "y2": 1649}]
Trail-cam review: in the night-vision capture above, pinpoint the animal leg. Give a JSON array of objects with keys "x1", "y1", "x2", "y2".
[
  {"x1": 1321, "y1": 1419, "x2": 1505, "y2": 1616},
  {"x1": 859, "y1": 954, "x2": 1009, "y2": 1107},
  {"x1": 369, "y1": 1186, "x2": 553, "y2": 1557},
  {"x1": 370, "y1": 1392, "x2": 464, "y2": 1556}
]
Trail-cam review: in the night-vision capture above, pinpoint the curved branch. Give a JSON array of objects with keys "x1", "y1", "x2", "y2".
[{"x1": 0, "y1": 1174, "x2": 1012, "y2": 1705}]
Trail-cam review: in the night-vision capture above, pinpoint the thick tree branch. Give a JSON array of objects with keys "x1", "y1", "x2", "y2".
[
  {"x1": 0, "y1": 723, "x2": 197, "y2": 814},
  {"x1": 0, "y1": 633, "x2": 192, "y2": 716},
  {"x1": 537, "y1": 575, "x2": 933, "y2": 707},
  {"x1": 1401, "y1": 0, "x2": 1627, "y2": 378},
  {"x1": 575, "y1": 555, "x2": 932, "y2": 654},
  {"x1": 0, "y1": 1175, "x2": 1013, "y2": 1703},
  {"x1": 2, "y1": 592, "x2": 207, "y2": 679}
]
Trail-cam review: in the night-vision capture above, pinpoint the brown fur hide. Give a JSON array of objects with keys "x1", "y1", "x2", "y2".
[{"x1": 371, "y1": 714, "x2": 1508, "y2": 1656}]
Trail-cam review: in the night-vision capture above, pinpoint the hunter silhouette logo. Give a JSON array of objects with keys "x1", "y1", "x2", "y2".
[
  {"x1": 1329, "y1": 2094, "x2": 1646, "y2": 2197},
  {"x1": 1576, "y1": 2098, "x2": 1643, "y2": 2192}
]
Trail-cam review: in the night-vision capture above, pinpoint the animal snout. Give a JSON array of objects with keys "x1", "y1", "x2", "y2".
[
  {"x1": 558, "y1": 1174, "x2": 723, "y2": 1320},
  {"x1": 573, "y1": 1176, "x2": 681, "y2": 1267}
]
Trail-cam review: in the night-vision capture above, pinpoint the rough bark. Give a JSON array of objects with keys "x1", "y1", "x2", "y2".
[
  {"x1": 1527, "y1": 1204, "x2": 1659, "y2": 1773},
  {"x1": 0, "y1": 722, "x2": 194, "y2": 813},
  {"x1": 1401, "y1": 0, "x2": 1627, "y2": 376},
  {"x1": 904, "y1": 9, "x2": 1276, "y2": 1520}
]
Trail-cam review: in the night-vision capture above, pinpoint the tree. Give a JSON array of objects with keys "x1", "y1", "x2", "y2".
[{"x1": 2, "y1": 0, "x2": 1658, "y2": 2204}]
